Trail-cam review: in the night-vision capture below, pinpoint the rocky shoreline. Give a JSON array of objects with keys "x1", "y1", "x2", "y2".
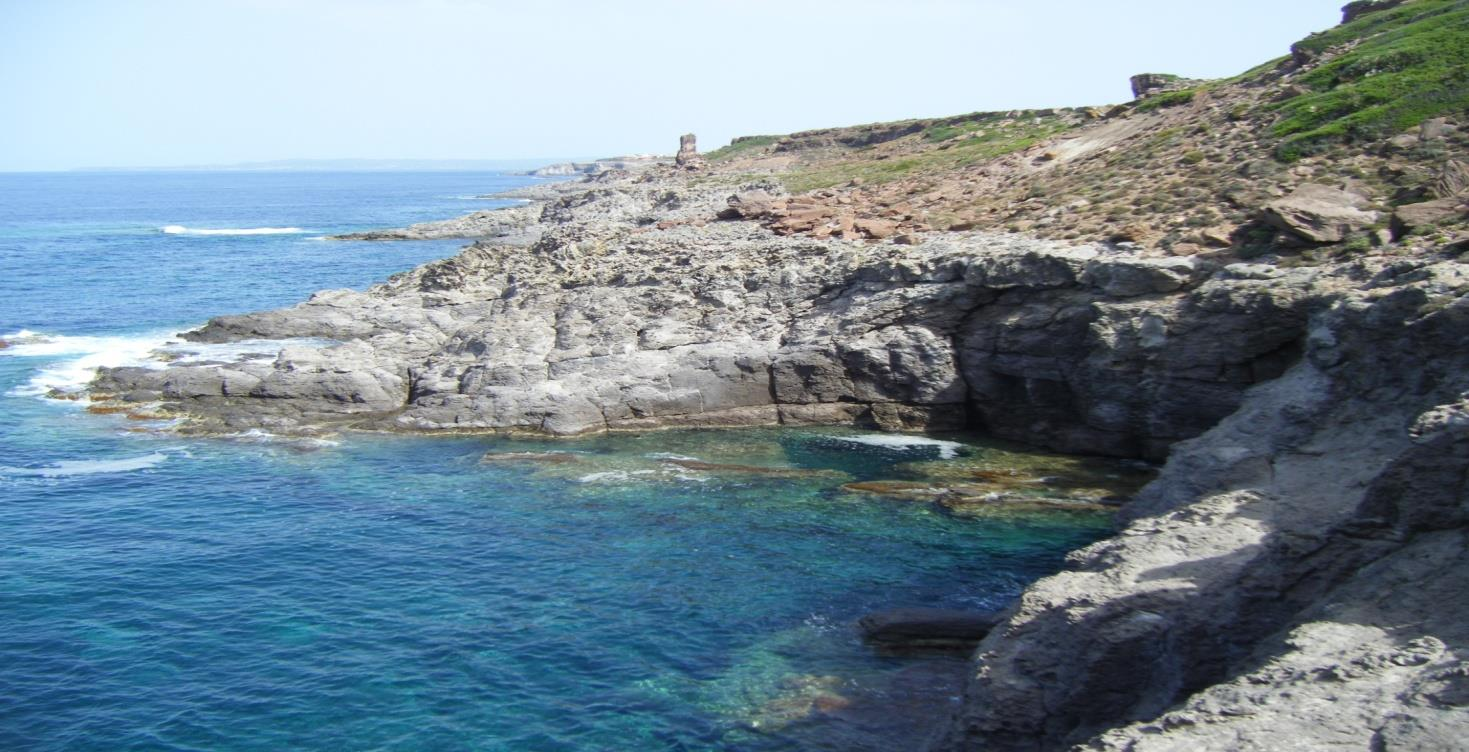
[
  {"x1": 82, "y1": 159, "x2": 1469, "y2": 747},
  {"x1": 80, "y1": 1, "x2": 1469, "y2": 743}
]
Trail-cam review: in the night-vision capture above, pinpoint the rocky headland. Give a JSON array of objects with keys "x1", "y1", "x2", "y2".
[{"x1": 83, "y1": 1, "x2": 1469, "y2": 749}]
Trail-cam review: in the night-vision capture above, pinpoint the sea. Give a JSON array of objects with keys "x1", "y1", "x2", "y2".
[{"x1": 0, "y1": 171, "x2": 1130, "y2": 751}]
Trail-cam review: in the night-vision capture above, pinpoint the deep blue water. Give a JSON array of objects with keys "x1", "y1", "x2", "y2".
[{"x1": 0, "y1": 172, "x2": 1120, "y2": 750}]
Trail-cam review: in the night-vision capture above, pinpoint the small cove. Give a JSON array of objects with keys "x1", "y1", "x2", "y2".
[{"x1": 0, "y1": 171, "x2": 1148, "y2": 750}]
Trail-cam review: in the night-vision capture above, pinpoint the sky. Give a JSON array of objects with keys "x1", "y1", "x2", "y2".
[{"x1": 0, "y1": 0, "x2": 1350, "y2": 171}]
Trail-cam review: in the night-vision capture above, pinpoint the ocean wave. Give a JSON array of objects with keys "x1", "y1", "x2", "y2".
[
  {"x1": 3, "y1": 330, "x2": 179, "y2": 397},
  {"x1": 221, "y1": 429, "x2": 341, "y2": 449},
  {"x1": 161, "y1": 225, "x2": 309, "y2": 236},
  {"x1": 826, "y1": 434, "x2": 965, "y2": 460},
  {"x1": 3, "y1": 329, "x2": 334, "y2": 399},
  {"x1": 0, "y1": 452, "x2": 169, "y2": 478}
]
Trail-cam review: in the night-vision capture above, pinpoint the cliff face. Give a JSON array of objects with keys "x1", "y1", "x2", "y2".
[{"x1": 938, "y1": 260, "x2": 1469, "y2": 750}]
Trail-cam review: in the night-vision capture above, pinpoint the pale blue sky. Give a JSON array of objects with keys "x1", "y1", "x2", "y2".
[{"x1": 1, "y1": 0, "x2": 1347, "y2": 171}]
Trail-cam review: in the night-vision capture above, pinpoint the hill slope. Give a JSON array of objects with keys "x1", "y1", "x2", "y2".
[{"x1": 702, "y1": 0, "x2": 1468, "y2": 262}]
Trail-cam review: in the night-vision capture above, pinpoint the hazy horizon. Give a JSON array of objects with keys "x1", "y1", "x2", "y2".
[{"x1": 3, "y1": 0, "x2": 1349, "y2": 172}]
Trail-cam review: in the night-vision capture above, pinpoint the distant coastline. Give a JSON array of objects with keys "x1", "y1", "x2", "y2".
[{"x1": 64, "y1": 157, "x2": 589, "y2": 173}]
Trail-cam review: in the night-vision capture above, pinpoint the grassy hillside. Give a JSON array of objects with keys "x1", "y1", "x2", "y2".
[
  {"x1": 1274, "y1": 0, "x2": 1469, "y2": 159},
  {"x1": 698, "y1": 0, "x2": 1468, "y2": 257}
]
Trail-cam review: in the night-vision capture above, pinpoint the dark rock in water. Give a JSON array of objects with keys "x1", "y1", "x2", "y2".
[
  {"x1": 841, "y1": 480, "x2": 949, "y2": 499},
  {"x1": 0, "y1": 339, "x2": 9, "y2": 349},
  {"x1": 479, "y1": 451, "x2": 580, "y2": 465},
  {"x1": 858, "y1": 608, "x2": 1003, "y2": 650},
  {"x1": 123, "y1": 389, "x2": 161, "y2": 403}
]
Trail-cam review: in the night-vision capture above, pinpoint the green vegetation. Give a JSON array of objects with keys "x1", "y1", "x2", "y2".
[
  {"x1": 781, "y1": 116, "x2": 1076, "y2": 193},
  {"x1": 1271, "y1": 0, "x2": 1469, "y2": 160},
  {"x1": 706, "y1": 135, "x2": 782, "y2": 161},
  {"x1": 922, "y1": 112, "x2": 1011, "y2": 142},
  {"x1": 1135, "y1": 88, "x2": 1199, "y2": 112}
]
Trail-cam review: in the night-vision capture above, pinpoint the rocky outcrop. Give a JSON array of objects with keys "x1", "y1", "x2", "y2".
[
  {"x1": 330, "y1": 204, "x2": 544, "y2": 241},
  {"x1": 1342, "y1": 0, "x2": 1406, "y2": 24},
  {"x1": 1129, "y1": 73, "x2": 1200, "y2": 100},
  {"x1": 675, "y1": 133, "x2": 703, "y2": 168},
  {"x1": 1261, "y1": 183, "x2": 1380, "y2": 244},
  {"x1": 936, "y1": 259, "x2": 1469, "y2": 750},
  {"x1": 526, "y1": 156, "x2": 664, "y2": 177},
  {"x1": 90, "y1": 172, "x2": 1324, "y2": 461}
]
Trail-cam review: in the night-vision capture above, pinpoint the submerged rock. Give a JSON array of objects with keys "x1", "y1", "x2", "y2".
[
  {"x1": 858, "y1": 608, "x2": 1003, "y2": 650},
  {"x1": 479, "y1": 451, "x2": 582, "y2": 465},
  {"x1": 659, "y1": 458, "x2": 829, "y2": 477}
]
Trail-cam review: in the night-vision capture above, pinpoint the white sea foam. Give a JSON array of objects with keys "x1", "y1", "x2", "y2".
[
  {"x1": 161, "y1": 225, "x2": 308, "y2": 236},
  {"x1": 0, "y1": 452, "x2": 169, "y2": 478},
  {"x1": 222, "y1": 429, "x2": 340, "y2": 448},
  {"x1": 2, "y1": 329, "x2": 334, "y2": 399},
  {"x1": 647, "y1": 453, "x2": 703, "y2": 462},
  {"x1": 4, "y1": 331, "x2": 178, "y2": 397},
  {"x1": 577, "y1": 470, "x2": 657, "y2": 484},
  {"x1": 827, "y1": 434, "x2": 966, "y2": 459}
]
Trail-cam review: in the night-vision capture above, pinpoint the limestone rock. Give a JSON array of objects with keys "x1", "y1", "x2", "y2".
[{"x1": 1261, "y1": 183, "x2": 1379, "y2": 243}]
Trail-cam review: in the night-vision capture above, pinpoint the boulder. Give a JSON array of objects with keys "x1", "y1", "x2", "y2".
[
  {"x1": 858, "y1": 608, "x2": 1003, "y2": 649},
  {"x1": 853, "y1": 218, "x2": 899, "y2": 239},
  {"x1": 717, "y1": 190, "x2": 778, "y2": 220},
  {"x1": 1393, "y1": 198, "x2": 1466, "y2": 237},
  {"x1": 1262, "y1": 184, "x2": 1379, "y2": 243}
]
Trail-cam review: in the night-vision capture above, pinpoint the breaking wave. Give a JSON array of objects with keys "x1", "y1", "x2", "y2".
[
  {"x1": 161, "y1": 225, "x2": 308, "y2": 236},
  {"x1": 1, "y1": 452, "x2": 169, "y2": 478},
  {"x1": 824, "y1": 434, "x2": 966, "y2": 460}
]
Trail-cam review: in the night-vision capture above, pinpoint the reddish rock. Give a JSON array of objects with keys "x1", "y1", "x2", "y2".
[{"x1": 854, "y1": 218, "x2": 899, "y2": 239}]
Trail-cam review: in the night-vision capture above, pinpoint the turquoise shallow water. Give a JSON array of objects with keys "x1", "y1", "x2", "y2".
[{"x1": 0, "y1": 172, "x2": 1127, "y2": 750}]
